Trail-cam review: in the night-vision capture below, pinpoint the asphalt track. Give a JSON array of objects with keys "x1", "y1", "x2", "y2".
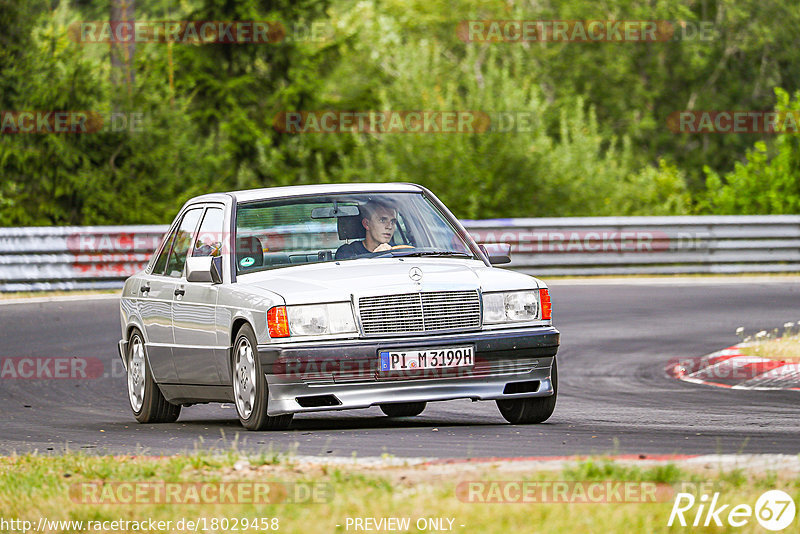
[{"x1": 1, "y1": 279, "x2": 799, "y2": 458}]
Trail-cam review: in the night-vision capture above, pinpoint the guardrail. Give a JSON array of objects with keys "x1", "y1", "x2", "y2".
[
  {"x1": 466, "y1": 215, "x2": 800, "y2": 276},
  {"x1": 1, "y1": 216, "x2": 799, "y2": 291},
  {"x1": 0, "y1": 226, "x2": 166, "y2": 292}
]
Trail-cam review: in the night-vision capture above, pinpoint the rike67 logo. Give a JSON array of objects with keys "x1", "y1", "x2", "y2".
[{"x1": 669, "y1": 490, "x2": 796, "y2": 531}]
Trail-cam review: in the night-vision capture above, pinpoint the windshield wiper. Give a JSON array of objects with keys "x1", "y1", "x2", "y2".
[{"x1": 386, "y1": 250, "x2": 475, "y2": 259}]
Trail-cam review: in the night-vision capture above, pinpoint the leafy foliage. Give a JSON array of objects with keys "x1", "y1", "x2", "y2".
[
  {"x1": 0, "y1": 0, "x2": 799, "y2": 224},
  {"x1": 701, "y1": 88, "x2": 800, "y2": 214}
]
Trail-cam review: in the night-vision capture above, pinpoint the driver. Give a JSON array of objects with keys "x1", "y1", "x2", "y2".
[{"x1": 335, "y1": 200, "x2": 398, "y2": 260}]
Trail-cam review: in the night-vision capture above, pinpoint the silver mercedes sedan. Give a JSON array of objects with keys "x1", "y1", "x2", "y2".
[{"x1": 118, "y1": 183, "x2": 559, "y2": 430}]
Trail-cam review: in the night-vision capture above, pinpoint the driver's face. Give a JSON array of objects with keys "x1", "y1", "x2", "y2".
[{"x1": 365, "y1": 207, "x2": 397, "y2": 245}]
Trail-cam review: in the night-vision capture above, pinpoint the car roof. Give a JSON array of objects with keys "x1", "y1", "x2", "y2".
[{"x1": 230, "y1": 182, "x2": 423, "y2": 203}]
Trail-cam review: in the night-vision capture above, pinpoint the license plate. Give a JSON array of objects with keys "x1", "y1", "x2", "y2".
[{"x1": 379, "y1": 346, "x2": 474, "y2": 371}]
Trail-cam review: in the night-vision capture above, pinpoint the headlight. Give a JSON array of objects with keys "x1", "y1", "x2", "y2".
[
  {"x1": 482, "y1": 290, "x2": 540, "y2": 324},
  {"x1": 286, "y1": 302, "x2": 357, "y2": 336}
]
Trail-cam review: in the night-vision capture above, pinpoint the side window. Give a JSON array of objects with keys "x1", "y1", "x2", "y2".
[
  {"x1": 192, "y1": 207, "x2": 224, "y2": 258},
  {"x1": 165, "y1": 208, "x2": 203, "y2": 278},
  {"x1": 152, "y1": 227, "x2": 178, "y2": 275}
]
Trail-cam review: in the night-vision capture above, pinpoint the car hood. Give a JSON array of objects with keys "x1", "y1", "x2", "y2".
[{"x1": 236, "y1": 257, "x2": 541, "y2": 305}]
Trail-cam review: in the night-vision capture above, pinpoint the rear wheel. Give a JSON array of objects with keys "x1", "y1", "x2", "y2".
[
  {"x1": 232, "y1": 324, "x2": 293, "y2": 431},
  {"x1": 127, "y1": 329, "x2": 180, "y2": 423},
  {"x1": 496, "y1": 358, "x2": 558, "y2": 424},
  {"x1": 380, "y1": 402, "x2": 427, "y2": 417}
]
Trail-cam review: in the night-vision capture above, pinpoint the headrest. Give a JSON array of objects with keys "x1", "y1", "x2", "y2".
[
  {"x1": 337, "y1": 214, "x2": 366, "y2": 240},
  {"x1": 236, "y1": 236, "x2": 264, "y2": 269}
]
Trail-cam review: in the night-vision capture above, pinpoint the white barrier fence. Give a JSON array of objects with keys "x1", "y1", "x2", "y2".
[
  {"x1": 1, "y1": 216, "x2": 799, "y2": 291},
  {"x1": 465, "y1": 215, "x2": 800, "y2": 276},
  {"x1": 0, "y1": 226, "x2": 166, "y2": 292}
]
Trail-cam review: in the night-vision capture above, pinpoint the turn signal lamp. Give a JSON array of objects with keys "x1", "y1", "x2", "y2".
[
  {"x1": 267, "y1": 306, "x2": 290, "y2": 338},
  {"x1": 540, "y1": 289, "x2": 552, "y2": 320}
]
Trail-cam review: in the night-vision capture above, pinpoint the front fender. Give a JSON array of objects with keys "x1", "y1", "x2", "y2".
[{"x1": 219, "y1": 285, "x2": 286, "y2": 346}]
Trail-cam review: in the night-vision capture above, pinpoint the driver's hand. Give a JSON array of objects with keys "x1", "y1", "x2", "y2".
[{"x1": 373, "y1": 243, "x2": 392, "y2": 252}]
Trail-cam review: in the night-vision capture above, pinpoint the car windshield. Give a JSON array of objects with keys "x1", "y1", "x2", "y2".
[{"x1": 235, "y1": 192, "x2": 476, "y2": 273}]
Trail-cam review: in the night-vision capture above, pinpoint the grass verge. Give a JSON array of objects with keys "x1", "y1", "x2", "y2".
[
  {"x1": 741, "y1": 335, "x2": 800, "y2": 362},
  {"x1": 0, "y1": 453, "x2": 797, "y2": 533}
]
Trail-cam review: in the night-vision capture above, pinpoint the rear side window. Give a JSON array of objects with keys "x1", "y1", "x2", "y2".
[
  {"x1": 165, "y1": 208, "x2": 203, "y2": 278},
  {"x1": 152, "y1": 228, "x2": 177, "y2": 275}
]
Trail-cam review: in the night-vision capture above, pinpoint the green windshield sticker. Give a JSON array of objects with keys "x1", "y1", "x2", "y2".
[{"x1": 240, "y1": 257, "x2": 255, "y2": 267}]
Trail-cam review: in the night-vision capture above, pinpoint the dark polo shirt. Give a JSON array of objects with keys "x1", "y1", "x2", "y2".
[{"x1": 335, "y1": 240, "x2": 371, "y2": 260}]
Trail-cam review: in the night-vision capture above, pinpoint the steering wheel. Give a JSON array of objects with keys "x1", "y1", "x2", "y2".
[{"x1": 390, "y1": 245, "x2": 414, "y2": 250}]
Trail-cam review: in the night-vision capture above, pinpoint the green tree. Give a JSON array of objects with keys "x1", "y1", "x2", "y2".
[{"x1": 701, "y1": 88, "x2": 800, "y2": 214}]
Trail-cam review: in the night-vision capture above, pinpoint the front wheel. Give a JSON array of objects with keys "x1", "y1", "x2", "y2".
[
  {"x1": 127, "y1": 329, "x2": 181, "y2": 423},
  {"x1": 380, "y1": 402, "x2": 427, "y2": 417},
  {"x1": 232, "y1": 324, "x2": 292, "y2": 431},
  {"x1": 496, "y1": 358, "x2": 558, "y2": 424}
]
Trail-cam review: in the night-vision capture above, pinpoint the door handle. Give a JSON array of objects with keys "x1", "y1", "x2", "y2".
[
  {"x1": 140, "y1": 285, "x2": 151, "y2": 293},
  {"x1": 174, "y1": 288, "x2": 185, "y2": 296}
]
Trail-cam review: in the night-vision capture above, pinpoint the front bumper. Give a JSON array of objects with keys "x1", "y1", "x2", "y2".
[{"x1": 258, "y1": 326, "x2": 559, "y2": 415}]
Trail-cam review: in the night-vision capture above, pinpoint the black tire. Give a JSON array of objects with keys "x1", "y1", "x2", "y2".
[
  {"x1": 496, "y1": 358, "x2": 558, "y2": 424},
  {"x1": 380, "y1": 402, "x2": 427, "y2": 417},
  {"x1": 127, "y1": 329, "x2": 181, "y2": 423},
  {"x1": 232, "y1": 324, "x2": 293, "y2": 431}
]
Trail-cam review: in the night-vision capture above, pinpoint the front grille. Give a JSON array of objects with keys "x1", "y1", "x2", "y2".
[{"x1": 358, "y1": 290, "x2": 481, "y2": 335}]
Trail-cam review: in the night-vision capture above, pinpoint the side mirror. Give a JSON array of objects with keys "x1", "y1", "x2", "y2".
[
  {"x1": 186, "y1": 255, "x2": 223, "y2": 284},
  {"x1": 479, "y1": 243, "x2": 511, "y2": 265}
]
